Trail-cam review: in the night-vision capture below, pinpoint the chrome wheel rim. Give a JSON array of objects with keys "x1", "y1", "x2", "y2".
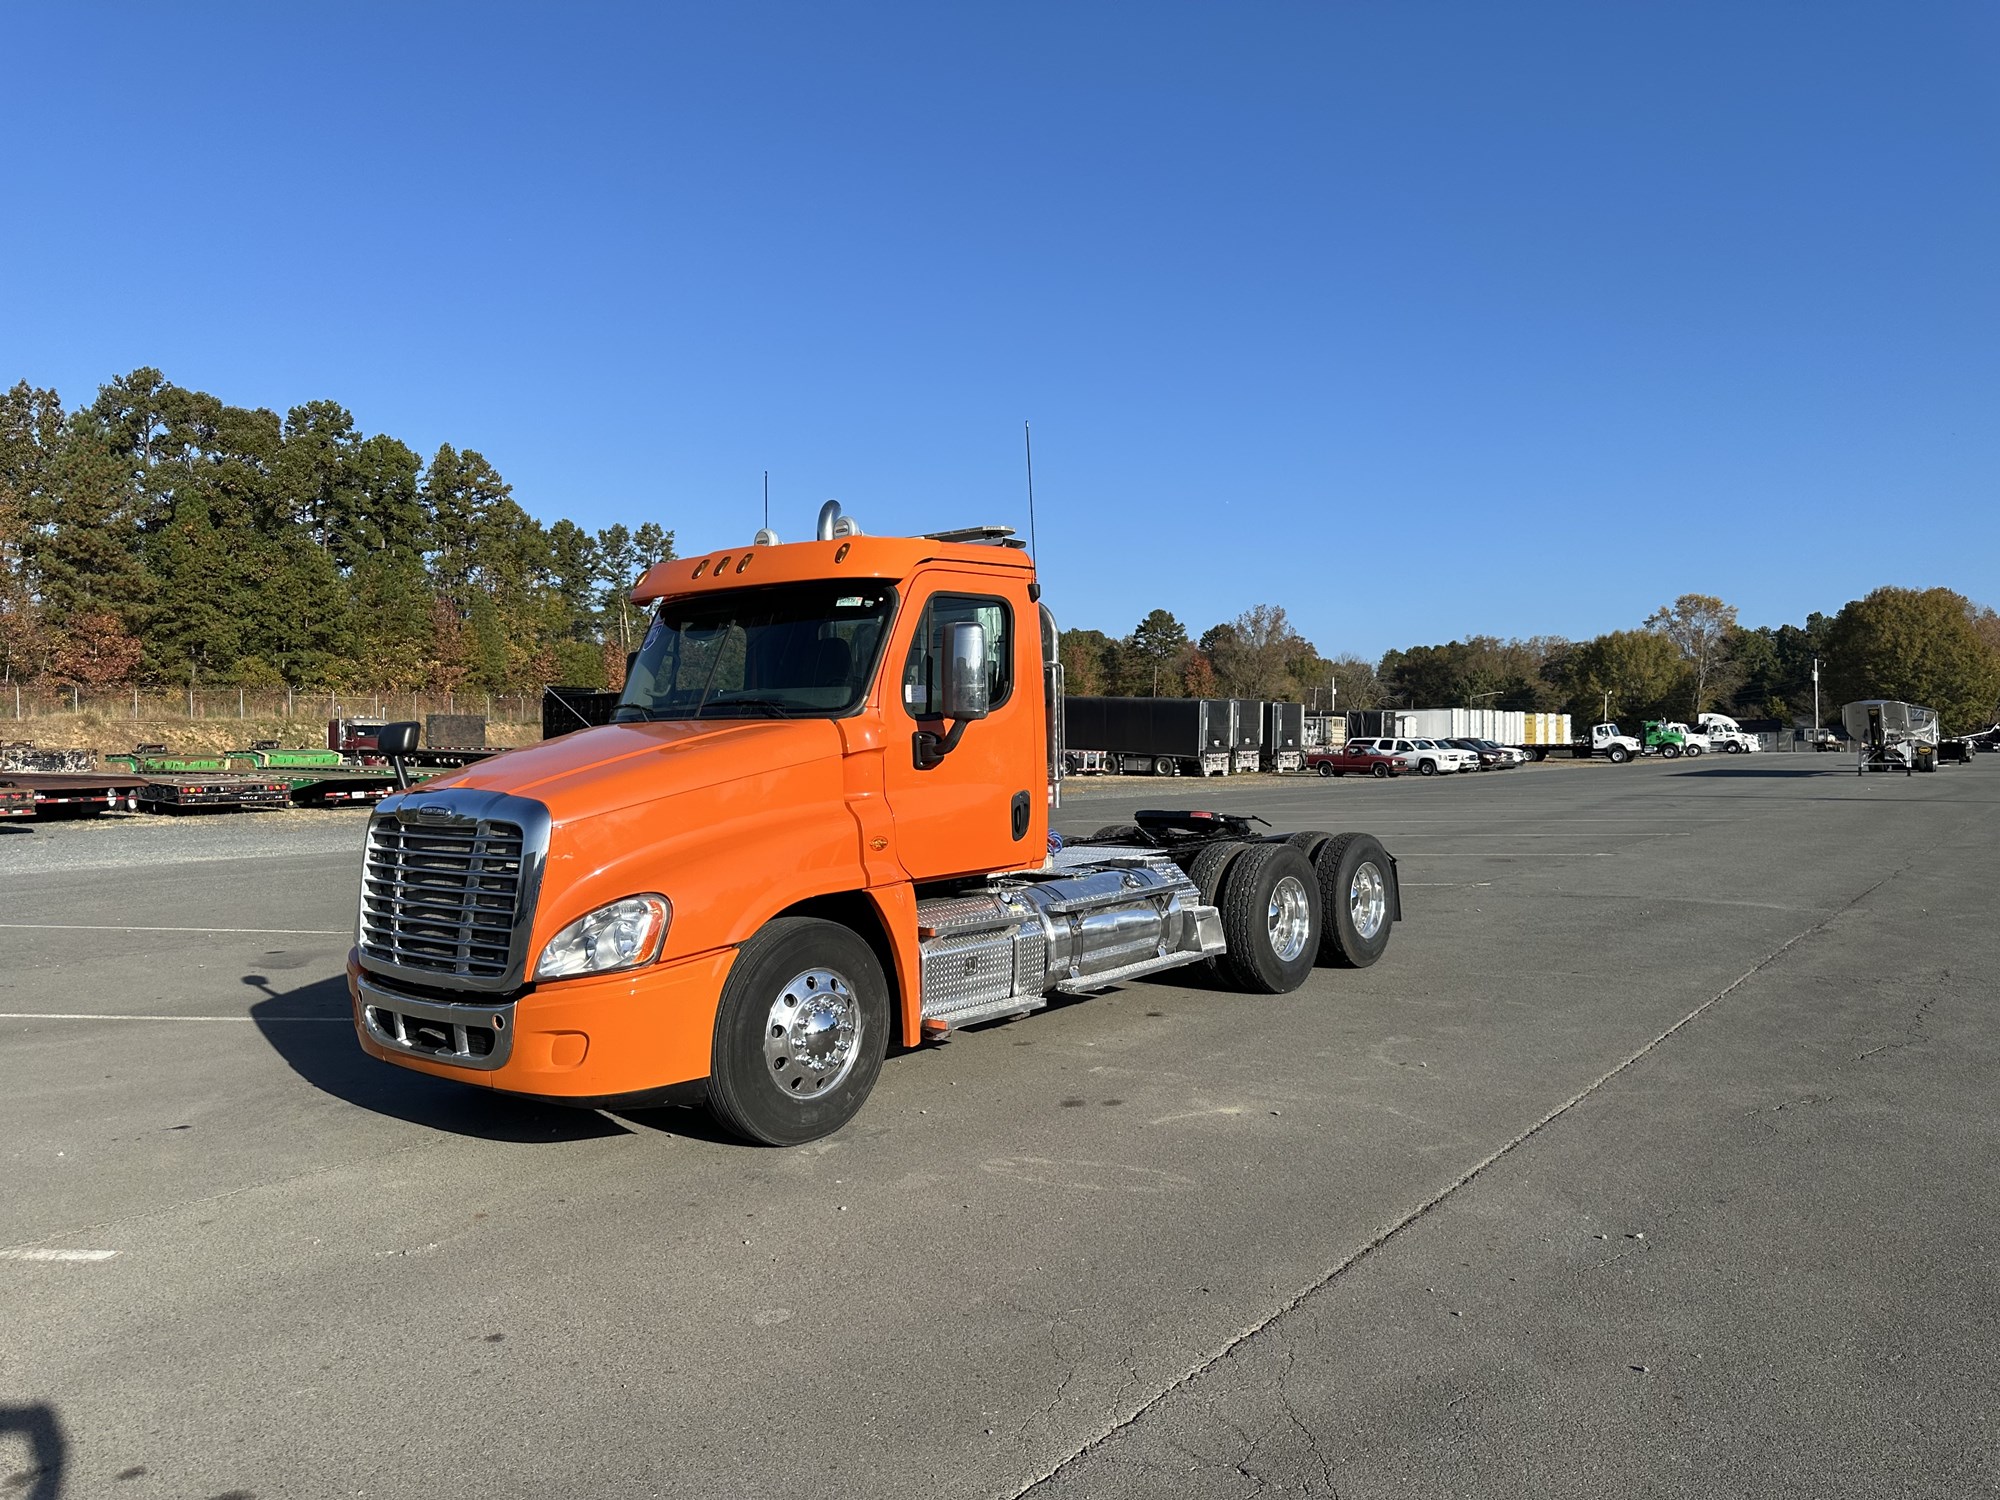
[
  {"x1": 763, "y1": 966, "x2": 861, "y2": 1098},
  {"x1": 1350, "y1": 862, "x2": 1387, "y2": 941},
  {"x1": 1267, "y1": 875, "x2": 1312, "y2": 962}
]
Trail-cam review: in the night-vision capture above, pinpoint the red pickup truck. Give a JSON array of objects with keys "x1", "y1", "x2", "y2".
[{"x1": 1304, "y1": 744, "x2": 1405, "y2": 779}]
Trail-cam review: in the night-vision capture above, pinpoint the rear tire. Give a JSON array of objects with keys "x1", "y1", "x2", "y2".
[
  {"x1": 1275, "y1": 829, "x2": 1332, "y2": 863},
  {"x1": 1188, "y1": 839, "x2": 1249, "y2": 908},
  {"x1": 707, "y1": 917, "x2": 890, "y2": 1147},
  {"x1": 1315, "y1": 761, "x2": 1335, "y2": 777},
  {"x1": 1154, "y1": 756, "x2": 1177, "y2": 777},
  {"x1": 1313, "y1": 833, "x2": 1394, "y2": 969},
  {"x1": 1215, "y1": 844, "x2": 1320, "y2": 994}
]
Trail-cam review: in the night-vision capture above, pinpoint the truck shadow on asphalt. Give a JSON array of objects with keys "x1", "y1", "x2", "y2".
[
  {"x1": 0, "y1": 1402, "x2": 65, "y2": 1500},
  {"x1": 244, "y1": 974, "x2": 631, "y2": 1144},
  {"x1": 1669, "y1": 765, "x2": 1848, "y2": 778}
]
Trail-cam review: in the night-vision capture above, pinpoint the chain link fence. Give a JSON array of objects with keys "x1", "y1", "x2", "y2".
[{"x1": 4, "y1": 684, "x2": 541, "y2": 727}]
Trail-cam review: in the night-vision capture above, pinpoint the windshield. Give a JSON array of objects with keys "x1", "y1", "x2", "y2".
[{"x1": 614, "y1": 582, "x2": 896, "y2": 722}]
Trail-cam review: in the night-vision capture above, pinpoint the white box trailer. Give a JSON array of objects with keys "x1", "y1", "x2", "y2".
[
  {"x1": 1393, "y1": 708, "x2": 1552, "y2": 744},
  {"x1": 1521, "y1": 712, "x2": 1572, "y2": 748}
]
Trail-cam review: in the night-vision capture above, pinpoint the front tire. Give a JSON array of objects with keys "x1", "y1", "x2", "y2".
[
  {"x1": 1215, "y1": 844, "x2": 1321, "y2": 994},
  {"x1": 1370, "y1": 762, "x2": 1390, "y2": 779},
  {"x1": 1418, "y1": 760, "x2": 1437, "y2": 776},
  {"x1": 708, "y1": 917, "x2": 890, "y2": 1146},
  {"x1": 1608, "y1": 746, "x2": 1630, "y2": 764}
]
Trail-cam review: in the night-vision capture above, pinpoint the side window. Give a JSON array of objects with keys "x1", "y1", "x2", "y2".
[{"x1": 901, "y1": 594, "x2": 1011, "y2": 717}]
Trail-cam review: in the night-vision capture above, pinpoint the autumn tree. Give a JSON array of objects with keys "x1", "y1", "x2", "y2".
[
  {"x1": 50, "y1": 610, "x2": 143, "y2": 688},
  {"x1": 1181, "y1": 649, "x2": 1218, "y2": 699},
  {"x1": 1057, "y1": 628, "x2": 1111, "y2": 695},
  {"x1": 1325, "y1": 653, "x2": 1383, "y2": 711},
  {"x1": 1558, "y1": 630, "x2": 1686, "y2": 723},
  {"x1": 1645, "y1": 593, "x2": 1739, "y2": 716},
  {"x1": 1204, "y1": 605, "x2": 1314, "y2": 699},
  {"x1": 1823, "y1": 587, "x2": 2000, "y2": 731}
]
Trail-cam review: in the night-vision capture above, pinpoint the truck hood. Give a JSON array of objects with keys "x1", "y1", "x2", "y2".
[{"x1": 426, "y1": 719, "x2": 840, "y2": 824}]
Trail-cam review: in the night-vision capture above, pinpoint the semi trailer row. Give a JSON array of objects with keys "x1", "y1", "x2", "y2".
[
  {"x1": 1061, "y1": 696, "x2": 1305, "y2": 776},
  {"x1": 347, "y1": 504, "x2": 1402, "y2": 1147}
]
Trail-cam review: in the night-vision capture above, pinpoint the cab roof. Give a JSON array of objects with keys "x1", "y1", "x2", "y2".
[{"x1": 631, "y1": 533, "x2": 1035, "y2": 605}]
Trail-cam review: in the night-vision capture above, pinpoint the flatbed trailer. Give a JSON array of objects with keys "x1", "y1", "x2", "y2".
[
  {"x1": 284, "y1": 769, "x2": 406, "y2": 806},
  {"x1": 329, "y1": 718, "x2": 502, "y2": 772},
  {"x1": 137, "y1": 774, "x2": 292, "y2": 811},
  {"x1": 0, "y1": 770, "x2": 146, "y2": 816}
]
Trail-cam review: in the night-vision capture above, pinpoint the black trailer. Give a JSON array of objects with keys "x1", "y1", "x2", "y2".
[
  {"x1": 1061, "y1": 696, "x2": 1234, "y2": 776},
  {"x1": 1226, "y1": 700, "x2": 1264, "y2": 773},
  {"x1": 543, "y1": 686, "x2": 622, "y2": 740},
  {"x1": 1262, "y1": 702, "x2": 1306, "y2": 773}
]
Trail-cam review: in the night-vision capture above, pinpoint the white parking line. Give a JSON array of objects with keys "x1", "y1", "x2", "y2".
[
  {"x1": 0, "y1": 923, "x2": 348, "y2": 935},
  {"x1": 0, "y1": 1013, "x2": 344, "y2": 1022},
  {"x1": 1, "y1": 1248, "x2": 119, "y2": 1262},
  {"x1": 1394, "y1": 852, "x2": 1616, "y2": 857}
]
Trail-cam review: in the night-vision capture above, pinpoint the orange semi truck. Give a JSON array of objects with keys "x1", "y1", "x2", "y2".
[{"x1": 348, "y1": 503, "x2": 1400, "y2": 1144}]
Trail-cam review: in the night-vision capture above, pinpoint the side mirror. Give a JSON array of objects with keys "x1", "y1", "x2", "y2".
[
  {"x1": 377, "y1": 720, "x2": 420, "y2": 789},
  {"x1": 913, "y1": 622, "x2": 991, "y2": 771},
  {"x1": 941, "y1": 622, "x2": 991, "y2": 721}
]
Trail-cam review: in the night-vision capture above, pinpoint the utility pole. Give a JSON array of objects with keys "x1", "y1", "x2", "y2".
[{"x1": 1812, "y1": 657, "x2": 1821, "y2": 740}]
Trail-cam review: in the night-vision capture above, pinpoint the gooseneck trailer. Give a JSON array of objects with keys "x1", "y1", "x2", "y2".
[{"x1": 346, "y1": 503, "x2": 1402, "y2": 1146}]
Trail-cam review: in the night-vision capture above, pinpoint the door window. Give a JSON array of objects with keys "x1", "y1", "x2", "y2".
[{"x1": 900, "y1": 595, "x2": 1011, "y2": 717}]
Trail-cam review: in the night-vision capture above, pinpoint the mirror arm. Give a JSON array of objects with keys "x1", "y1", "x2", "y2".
[{"x1": 912, "y1": 716, "x2": 973, "y2": 771}]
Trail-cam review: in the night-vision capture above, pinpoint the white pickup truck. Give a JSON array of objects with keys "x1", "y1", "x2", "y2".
[
  {"x1": 1349, "y1": 737, "x2": 1476, "y2": 777},
  {"x1": 1697, "y1": 712, "x2": 1760, "y2": 753}
]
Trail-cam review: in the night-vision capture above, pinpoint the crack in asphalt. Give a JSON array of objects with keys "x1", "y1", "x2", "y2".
[
  {"x1": 1008, "y1": 855, "x2": 1922, "y2": 1499},
  {"x1": 1858, "y1": 992, "x2": 1939, "y2": 1060}
]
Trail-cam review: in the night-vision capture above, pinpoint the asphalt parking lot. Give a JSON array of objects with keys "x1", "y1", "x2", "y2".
[{"x1": 2, "y1": 756, "x2": 1994, "y2": 1499}]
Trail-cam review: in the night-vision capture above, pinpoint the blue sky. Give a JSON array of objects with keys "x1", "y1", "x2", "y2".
[{"x1": 4, "y1": 3, "x2": 1994, "y2": 659}]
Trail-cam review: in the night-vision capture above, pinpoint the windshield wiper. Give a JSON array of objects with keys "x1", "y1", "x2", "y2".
[{"x1": 698, "y1": 697, "x2": 795, "y2": 718}]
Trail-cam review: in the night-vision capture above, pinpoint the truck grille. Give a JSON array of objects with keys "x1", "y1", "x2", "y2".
[{"x1": 360, "y1": 814, "x2": 526, "y2": 980}]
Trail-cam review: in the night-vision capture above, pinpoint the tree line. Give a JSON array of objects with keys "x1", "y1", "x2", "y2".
[
  {"x1": 0, "y1": 370, "x2": 673, "y2": 695},
  {"x1": 8, "y1": 370, "x2": 1995, "y2": 732},
  {"x1": 1063, "y1": 589, "x2": 2000, "y2": 732}
]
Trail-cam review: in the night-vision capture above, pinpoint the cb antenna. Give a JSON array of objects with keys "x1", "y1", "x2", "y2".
[
  {"x1": 1023, "y1": 420, "x2": 1039, "y2": 561},
  {"x1": 763, "y1": 470, "x2": 769, "y2": 530}
]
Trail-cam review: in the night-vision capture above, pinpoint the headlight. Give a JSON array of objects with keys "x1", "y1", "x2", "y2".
[{"x1": 534, "y1": 895, "x2": 671, "y2": 980}]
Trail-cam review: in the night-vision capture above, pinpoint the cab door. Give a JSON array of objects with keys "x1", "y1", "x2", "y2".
[{"x1": 881, "y1": 574, "x2": 1044, "y2": 882}]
